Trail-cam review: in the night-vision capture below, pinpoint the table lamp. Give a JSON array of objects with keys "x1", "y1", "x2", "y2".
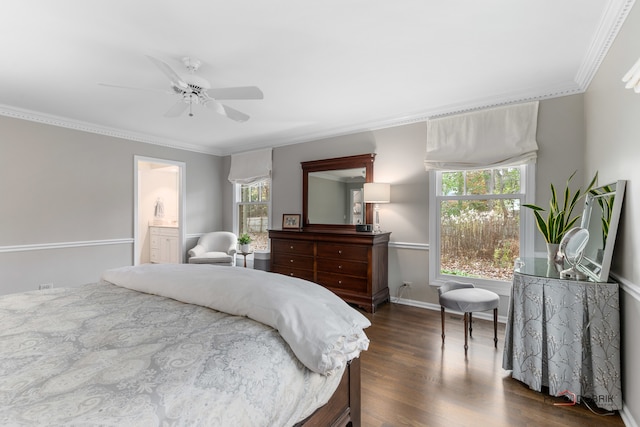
[{"x1": 363, "y1": 182, "x2": 390, "y2": 233}]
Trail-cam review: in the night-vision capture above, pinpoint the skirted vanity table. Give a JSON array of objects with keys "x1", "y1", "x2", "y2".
[
  {"x1": 502, "y1": 180, "x2": 626, "y2": 411},
  {"x1": 502, "y1": 257, "x2": 621, "y2": 410}
]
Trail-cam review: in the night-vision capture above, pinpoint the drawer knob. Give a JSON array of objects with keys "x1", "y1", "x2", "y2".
[
  {"x1": 338, "y1": 265, "x2": 342, "y2": 269},
  {"x1": 290, "y1": 273, "x2": 294, "y2": 276},
  {"x1": 290, "y1": 259, "x2": 294, "y2": 263},
  {"x1": 290, "y1": 245, "x2": 294, "y2": 249},
  {"x1": 338, "y1": 280, "x2": 342, "y2": 285},
  {"x1": 338, "y1": 250, "x2": 342, "y2": 254}
]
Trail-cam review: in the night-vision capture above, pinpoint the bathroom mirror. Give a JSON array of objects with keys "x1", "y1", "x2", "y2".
[
  {"x1": 577, "y1": 180, "x2": 626, "y2": 282},
  {"x1": 302, "y1": 154, "x2": 375, "y2": 229}
]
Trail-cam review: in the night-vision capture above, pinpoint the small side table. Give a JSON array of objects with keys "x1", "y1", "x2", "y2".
[
  {"x1": 502, "y1": 257, "x2": 621, "y2": 410},
  {"x1": 239, "y1": 251, "x2": 252, "y2": 268}
]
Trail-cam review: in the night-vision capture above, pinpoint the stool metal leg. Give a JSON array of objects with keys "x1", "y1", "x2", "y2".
[
  {"x1": 493, "y1": 308, "x2": 498, "y2": 347},
  {"x1": 440, "y1": 306, "x2": 445, "y2": 344},
  {"x1": 469, "y1": 312, "x2": 473, "y2": 337},
  {"x1": 463, "y1": 312, "x2": 469, "y2": 355}
]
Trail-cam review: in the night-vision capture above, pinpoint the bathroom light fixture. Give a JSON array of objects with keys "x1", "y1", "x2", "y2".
[
  {"x1": 363, "y1": 183, "x2": 390, "y2": 233},
  {"x1": 622, "y1": 57, "x2": 640, "y2": 93}
]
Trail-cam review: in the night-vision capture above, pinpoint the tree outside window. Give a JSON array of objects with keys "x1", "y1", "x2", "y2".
[
  {"x1": 237, "y1": 180, "x2": 270, "y2": 251},
  {"x1": 436, "y1": 167, "x2": 525, "y2": 282}
]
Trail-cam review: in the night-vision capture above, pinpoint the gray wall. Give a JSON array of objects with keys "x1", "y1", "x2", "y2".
[
  {"x1": 585, "y1": 2, "x2": 640, "y2": 423},
  {"x1": 270, "y1": 95, "x2": 585, "y2": 312},
  {"x1": 0, "y1": 115, "x2": 225, "y2": 295}
]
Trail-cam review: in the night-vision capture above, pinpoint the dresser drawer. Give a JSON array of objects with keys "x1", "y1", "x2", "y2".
[
  {"x1": 317, "y1": 243, "x2": 369, "y2": 261},
  {"x1": 272, "y1": 252, "x2": 314, "y2": 271},
  {"x1": 317, "y1": 272, "x2": 367, "y2": 293},
  {"x1": 272, "y1": 265, "x2": 315, "y2": 282},
  {"x1": 316, "y1": 258, "x2": 368, "y2": 277},
  {"x1": 272, "y1": 239, "x2": 314, "y2": 256}
]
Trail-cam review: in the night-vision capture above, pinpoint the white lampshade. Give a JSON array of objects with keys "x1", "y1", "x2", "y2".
[{"x1": 363, "y1": 183, "x2": 390, "y2": 203}]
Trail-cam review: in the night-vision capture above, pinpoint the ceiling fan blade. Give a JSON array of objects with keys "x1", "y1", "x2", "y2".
[
  {"x1": 146, "y1": 55, "x2": 189, "y2": 91},
  {"x1": 207, "y1": 86, "x2": 264, "y2": 100},
  {"x1": 206, "y1": 100, "x2": 250, "y2": 122},
  {"x1": 98, "y1": 82, "x2": 172, "y2": 95},
  {"x1": 164, "y1": 101, "x2": 189, "y2": 118}
]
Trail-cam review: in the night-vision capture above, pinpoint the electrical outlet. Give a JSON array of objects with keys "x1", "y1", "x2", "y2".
[
  {"x1": 402, "y1": 281, "x2": 412, "y2": 288},
  {"x1": 39, "y1": 283, "x2": 53, "y2": 290}
]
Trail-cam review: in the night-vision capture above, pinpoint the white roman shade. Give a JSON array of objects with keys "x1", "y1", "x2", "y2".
[
  {"x1": 424, "y1": 101, "x2": 539, "y2": 171},
  {"x1": 228, "y1": 148, "x2": 272, "y2": 184}
]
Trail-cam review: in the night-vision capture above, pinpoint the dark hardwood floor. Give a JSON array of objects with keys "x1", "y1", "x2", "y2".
[{"x1": 359, "y1": 303, "x2": 624, "y2": 427}]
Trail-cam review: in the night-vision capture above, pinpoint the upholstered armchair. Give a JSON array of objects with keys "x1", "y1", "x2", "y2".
[{"x1": 188, "y1": 231, "x2": 237, "y2": 266}]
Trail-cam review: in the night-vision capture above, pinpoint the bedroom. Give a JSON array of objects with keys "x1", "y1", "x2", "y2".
[{"x1": 1, "y1": 1, "x2": 639, "y2": 426}]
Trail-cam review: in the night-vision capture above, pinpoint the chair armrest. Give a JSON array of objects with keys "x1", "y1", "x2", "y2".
[
  {"x1": 227, "y1": 244, "x2": 237, "y2": 256},
  {"x1": 188, "y1": 244, "x2": 205, "y2": 258}
]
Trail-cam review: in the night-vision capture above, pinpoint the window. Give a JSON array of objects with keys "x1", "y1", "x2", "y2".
[
  {"x1": 234, "y1": 179, "x2": 271, "y2": 251},
  {"x1": 429, "y1": 164, "x2": 534, "y2": 287}
]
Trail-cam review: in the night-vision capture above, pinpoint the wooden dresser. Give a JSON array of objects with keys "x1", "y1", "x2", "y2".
[{"x1": 269, "y1": 229, "x2": 390, "y2": 312}]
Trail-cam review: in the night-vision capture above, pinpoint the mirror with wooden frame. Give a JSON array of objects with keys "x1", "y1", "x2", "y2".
[{"x1": 302, "y1": 154, "x2": 375, "y2": 229}]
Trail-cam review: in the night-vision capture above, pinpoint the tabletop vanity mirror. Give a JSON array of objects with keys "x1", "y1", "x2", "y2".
[
  {"x1": 302, "y1": 153, "x2": 375, "y2": 229},
  {"x1": 577, "y1": 180, "x2": 626, "y2": 282}
]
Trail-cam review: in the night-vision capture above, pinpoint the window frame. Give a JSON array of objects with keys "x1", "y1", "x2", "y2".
[
  {"x1": 233, "y1": 179, "x2": 272, "y2": 251},
  {"x1": 428, "y1": 163, "x2": 535, "y2": 295}
]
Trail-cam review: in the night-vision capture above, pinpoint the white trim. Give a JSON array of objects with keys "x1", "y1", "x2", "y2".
[
  {"x1": 428, "y1": 165, "x2": 533, "y2": 295},
  {"x1": 0, "y1": 238, "x2": 133, "y2": 253},
  {"x1": 134, "y1": 156, "x2": 186, "y2": 266},
  {"x1": 427, "y1": 277, "x2": 513, "y2": 297},
  {"x1": 620, "y1": 404, "x2": 639, "y2": 427},
  {"x1": 388, "y1": 241, "x2": 429, "y2": 251},
  {"x1": 2, "y1": 0, "x2": 634, "y2": 162},
  {"x1": 232, "y1": 180, "x2": 272, "y2": 245},
  {"x1": 392, "y1": 299, "x2": 508, "y2": 324},
  {"x1": 611, "y1": 271, "x2": 640, "y2": 302},
  {"x1": 574, "y1": 0, "x2": 636, "y2": 89},
  {"x1": 0, "y1": 104, "x2": 222, "y2": 155}
]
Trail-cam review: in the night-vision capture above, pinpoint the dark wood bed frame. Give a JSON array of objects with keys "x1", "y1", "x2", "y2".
[{"x1": 296, "y1": 357, "x2": 361, "y2": 427}]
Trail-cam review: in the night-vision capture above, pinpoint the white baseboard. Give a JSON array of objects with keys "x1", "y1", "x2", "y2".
[
  {"x1": 620, "y1": 405, "x2": 638, "y2": 427},
  {"x1": 392, "y1": 298, "x2": 508, "y2": 324}
]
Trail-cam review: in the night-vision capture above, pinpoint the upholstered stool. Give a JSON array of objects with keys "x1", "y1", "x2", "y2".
[{"x1": 438, "y1": 281, "x2": 499, "y2": 355}]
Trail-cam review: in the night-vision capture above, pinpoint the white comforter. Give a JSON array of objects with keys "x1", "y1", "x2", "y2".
[
  {"x1": 0, "y1": 265, "x2": 371, "y2": 426},
  {"x1": 101, "y1": 264, "x2": 371, "y2": 375}
]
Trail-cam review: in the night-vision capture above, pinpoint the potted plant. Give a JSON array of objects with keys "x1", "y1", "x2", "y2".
[
  {"x1": 523, "y1": 171, "x2": 598, "y2": 262},
  {"x1": 238, "y1": 233, "x2": 252, "y2": 253}
]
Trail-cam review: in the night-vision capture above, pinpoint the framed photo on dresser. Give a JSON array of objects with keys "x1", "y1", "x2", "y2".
[{"x1": 282, "y1": 214, "x2": 301, "y2": 229}]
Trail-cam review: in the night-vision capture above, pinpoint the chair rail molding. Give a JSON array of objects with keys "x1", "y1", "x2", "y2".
[{"x1": 0, "y1": 238, "x2": 133, "y2": 253}]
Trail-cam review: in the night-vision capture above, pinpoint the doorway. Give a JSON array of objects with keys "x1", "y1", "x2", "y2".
[{"x1": 134, "y1": 156, "x2": 185, "y2": 265}]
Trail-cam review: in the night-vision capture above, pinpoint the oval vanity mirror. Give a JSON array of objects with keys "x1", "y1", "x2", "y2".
[{"x1": 559, "y1": 227, "x2": 590, "y2": 280}]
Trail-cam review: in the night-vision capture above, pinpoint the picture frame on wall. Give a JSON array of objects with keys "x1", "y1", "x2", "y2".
[{"x1": 282, "y1": 214, "x2": 301, "y2": 229}]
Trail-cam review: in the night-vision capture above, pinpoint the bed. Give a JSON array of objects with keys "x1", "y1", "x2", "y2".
[{"x1": 0, "y1": 264, "x2": 370, "y2": 426}]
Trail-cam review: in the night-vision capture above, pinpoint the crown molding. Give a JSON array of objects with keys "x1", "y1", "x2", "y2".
[
  {"x1": 575, "y1": 0, "x2": 636, "y2": 89},
  {"x1": 0, "y1": 104, "x2": 223, "y2": 156},
  {"x1": 2, "y1": 0, "x2": 634, "y2": 158},
  {"x1": 244, "y1": 81, "x2": 583, "y2": 155}
]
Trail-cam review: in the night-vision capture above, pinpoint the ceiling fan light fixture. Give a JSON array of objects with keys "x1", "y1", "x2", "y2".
[
  {"x1": 182, "y1": 74, "x2": 211, "y2": 90},
  {"x1": 105, "y1": 55, "x2": 261, "y2": 121}
]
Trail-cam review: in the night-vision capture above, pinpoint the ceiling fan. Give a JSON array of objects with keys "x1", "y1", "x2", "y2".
[{"x1": 101, "y1": 55, "x2": 263, "y2": 122}]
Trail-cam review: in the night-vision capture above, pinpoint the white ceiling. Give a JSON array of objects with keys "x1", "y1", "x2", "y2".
[{"x1": 0, "y1": 1, "x2": 635, "y2": 156}]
